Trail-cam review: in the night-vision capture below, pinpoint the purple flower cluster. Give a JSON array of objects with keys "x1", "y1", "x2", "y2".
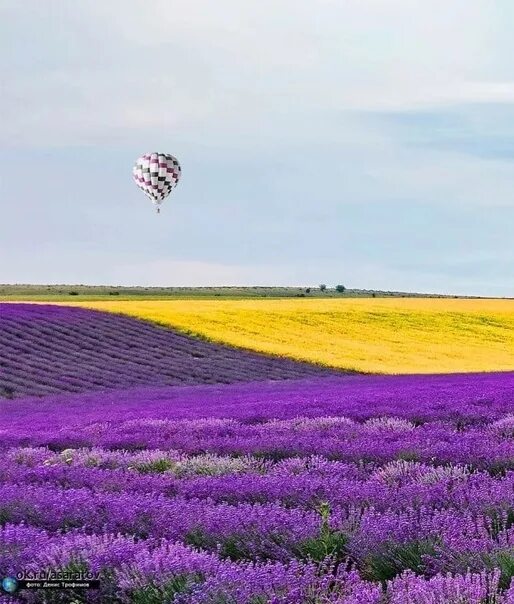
[{"x1": 0, "y1": 304, "x2": 341, "y2": 398}]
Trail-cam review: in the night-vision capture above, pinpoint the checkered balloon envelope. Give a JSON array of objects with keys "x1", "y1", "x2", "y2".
[{"x1": 133, "y1": 152, "x2": 181, "y2": 213}]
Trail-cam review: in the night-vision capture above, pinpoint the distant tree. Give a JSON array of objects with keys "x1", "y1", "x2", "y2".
[
  {"x1": 372, "y1": 293, "x2": 376, "y2": 298},
  {"x1": 319, "y1": 284, "x2": 327, "y2": 292},
  {"x1": 305, "y1": 288, "x2": 311, "y2": 294},
  {"x1": 335, "y1": 285, "x2": 346, "y2": 293},
  {"x1": 68, "y1": 291, "x2": 79, "y2": 296}
]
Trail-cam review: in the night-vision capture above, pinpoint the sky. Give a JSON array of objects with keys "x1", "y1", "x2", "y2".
[{"x1": 1, "y1": 1, "x2": 514, "y2": 296}]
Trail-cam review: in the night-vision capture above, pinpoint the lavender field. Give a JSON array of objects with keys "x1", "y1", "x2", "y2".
[
  {"x1": 0, "y1": 304, "x2": 340, "y2": 399},
  {"x1": 2, "y1": 305, "x2": 514, "y2": 602}
]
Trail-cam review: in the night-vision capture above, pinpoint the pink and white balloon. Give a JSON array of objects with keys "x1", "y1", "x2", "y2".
[{"x1": 132, "y1": 152, "x2": 181, "y2": 213}]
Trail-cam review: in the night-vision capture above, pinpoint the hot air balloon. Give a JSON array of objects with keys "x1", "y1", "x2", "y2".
[{"x1": 132, "y1": 152, "x2": 181, "y2": 213}]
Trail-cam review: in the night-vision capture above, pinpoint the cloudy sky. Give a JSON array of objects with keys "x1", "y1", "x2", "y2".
[{"x1": 1, "y1": 1, "x2": 514, "y2": 295}]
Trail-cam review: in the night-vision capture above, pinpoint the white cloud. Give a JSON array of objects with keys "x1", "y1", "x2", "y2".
[{"x1": 0, "y1": 0, "x2": 507, "y2": 147}]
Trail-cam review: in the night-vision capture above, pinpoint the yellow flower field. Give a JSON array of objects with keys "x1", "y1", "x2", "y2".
[{"x1": 65, "y1": 298, "x2": 514, "y2": 374}]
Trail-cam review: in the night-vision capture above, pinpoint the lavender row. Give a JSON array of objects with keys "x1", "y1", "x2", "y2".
[
  {"x1": 7, "y1": 524, "x2": 514, "y2": 604},
  {"x1": 4, "y1": 372, "x2": 514, "y2": 441},
  {"x1": 0, "y1": 304, "x2": 342, "y2": 398},
  {"x1": 6, "y1": 480, "x2": 514, "y2": 575},
  {"x1": 0, "y1": 484, "x2": 319, "y2": 560},
  {"x1": 6, "y1": 414, "x2": 514, "y2": 472},
  {"x1": 5, "y1": 453, "x2": 514, "y2": 516},
  {"x1": 6, "y1": 446, "x2": 271, "y2": 476},
  {"x1": 5, "y1": 495, "x2": 514, "y2": 601}
]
